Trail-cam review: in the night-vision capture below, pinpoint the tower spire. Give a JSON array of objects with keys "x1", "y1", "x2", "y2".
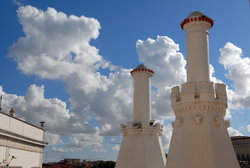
[
  {"x1": 115, "y1": 64, "x2": 166, "y2": 168},
  {"x1": 166, "y1": 11, "x2": 240, "y2": 168},
  {"x1": 181, "y1": 11, "x2": 213, "y2": 82}
]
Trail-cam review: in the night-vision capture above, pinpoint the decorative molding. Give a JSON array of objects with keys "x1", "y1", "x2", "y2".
[
  {"x1": 214, "y1": 116, "x2": 221, "y2": 127},
  {"x1": 181, "y1": 16, "x2": 213, "y2": 29},
  {"x1": 173, "y1": 102, "x2": 226, "y2": 114},
  {"x1": 120, "y1": 122, "x2": 163, "y2": 136},
  {"x1": 225, "y1": 120, "x2": 231, "y2": 128},
  {"x1": 0, "y1": 136, "x2": 44, "y2": 153},
  {"x1": 193, "y1": 115, "x2": 203, "y2": 125},
  {"x1": 0, "y1": 128, "x2": 47, "y2": 147}
]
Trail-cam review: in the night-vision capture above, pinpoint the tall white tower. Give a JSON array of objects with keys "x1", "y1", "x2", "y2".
[
  {"x1": 166, "y1": 11, "x2": 240, "y2": 168},
  {"x1": 115, "y1": 64, "x2": 166, "y2": 168}
]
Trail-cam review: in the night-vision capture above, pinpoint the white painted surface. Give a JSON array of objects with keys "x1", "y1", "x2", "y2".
[
  {"x1": 116, "y1": 65, "x2": 166, "y2": 168},
  {"x1": 0, "y1": 112, "x2": 44, "y2": 141},
  {"x1": 0, "y1": 114, "x2": 10, "y2": 130},
  {"x1": 183, "y1": 15, "x2": 211, "y2": 82},
  {"x1": 0, "y1": 146, "x2": 6, "y2": 161},
  {"x1": 166, "y1": 12, "x2": 240, "y2": 168},
  {"x1": 132, "y1": 72, "x2": 152, "y2": 123},
  {"x1": 0, "y1": 112, "x2": 46, "y2": 168},
  {"x1": 9, "y1": 148, "x2": 42, "y2": 168},
  {"x1": 116, "y1": 128, "x2": 166, "y2": 168}
]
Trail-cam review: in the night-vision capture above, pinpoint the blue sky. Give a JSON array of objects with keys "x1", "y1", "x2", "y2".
[{"x1": 1, "y1": 0, "x2": 250, "y2": 162}]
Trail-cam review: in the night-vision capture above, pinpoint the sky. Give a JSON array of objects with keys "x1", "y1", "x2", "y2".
[{"x1": 1, "y1": 0, "x2": 250, "y2": 163}]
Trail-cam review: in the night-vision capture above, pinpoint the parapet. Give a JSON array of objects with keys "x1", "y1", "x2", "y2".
[
  {"x1": 120, "y1": 122, "x2": 163, "y2": 136},
  {"x1": 171, "y1": 81, "x2": 227, "y2": 109}
]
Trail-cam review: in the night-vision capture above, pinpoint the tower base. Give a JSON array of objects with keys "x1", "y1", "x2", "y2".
[
  {"x1": 168, "y1": 82, "x2": 240, "y2": 168},
  {"x1": 115, "y1": 122, "x2": 166, "y2": 168}
]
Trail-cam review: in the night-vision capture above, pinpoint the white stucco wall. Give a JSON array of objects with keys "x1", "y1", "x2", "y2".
[
  {"x1": 8, "y1": 148, "x2": 42, "y2": 168},
  {"x1": 0, "y1": 112, "x2": 46, "y2": 168},
  {"x1": 0, "y1": 113, "x2": 44, "y2": 141},
  {"x1": 0, "y1": 146, "x2": 6, "y2": 162},
  {"x1": 0, "y1": 113, "x2": 10, "y2": 130}
]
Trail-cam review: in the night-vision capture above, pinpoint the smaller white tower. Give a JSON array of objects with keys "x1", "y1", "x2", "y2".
[
  {"x1": 132, "y1": 65, "x2": 154, "y2": 123},
  {"x1": 115, "y1": 65, "x2": 166, "y2": 168}
]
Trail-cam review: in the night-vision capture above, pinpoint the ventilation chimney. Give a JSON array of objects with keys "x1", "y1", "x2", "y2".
[
  {"x1": 40, "y1": 121, "x2": 45, "y2": 129},
  {"x1": 9, "y1": 108, "x2": 15, "y2": 117}
]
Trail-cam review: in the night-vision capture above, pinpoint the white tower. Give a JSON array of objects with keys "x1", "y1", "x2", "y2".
[
  {"x1": 166, "y1": 11, "x2": 240, "y2": 168},
  {"x1": 115, "y1": 64, "x2": 166, "y2": 168}
]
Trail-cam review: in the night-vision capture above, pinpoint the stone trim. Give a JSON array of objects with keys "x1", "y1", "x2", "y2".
[
  {"x1": 0, "y1": 135, "x2": 44, "y2": 153},
  {"x1": 172, "y1": 102, "x2": 227, "y2": 114},
  {"x1": 181, "y1": 16, "x2": 213, "y2": 29},
  {"x1": 120, "y1": 122, "x2": 163, "y2": 136},
  {"x1": 0, "y1": 128, "x2": 47, "y2": 147},
  {"x1": 0, "y1": 112, "x2": 43, "y2": 131}
]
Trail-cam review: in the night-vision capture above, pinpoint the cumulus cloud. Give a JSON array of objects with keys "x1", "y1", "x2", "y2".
[
  {"x1": 227, "y1": 127, "x2": 243, "y2": 136},
  {"x1": 0, "y1": 85, "x2": 95, "y2": 135},
  {"x1": 52, "y1": 147, "x2": 76, "y2": 153},
  {"x1": 8, "y1": 6, "x2": 188, "y2": 137},
  {"x1": 161, "y1": 124, "x2": 173, "y2": 151},
  {"x1": 46, "y1": 132, "x2": 63, "y2": 146},
  {"x1": 5, "y1": 6, "x2": 193, "y2": 153},
  {"x1": 247, "y1": 125, "x2": 250, "y2": 132},
  {"x1": 136, "y1": 36, "x2": 186, "y2": 120},
  {"x1": 7, "y1": 5, "x2": 133, "y2": 137},
  {"x1": 91, "y1": 148, "x2": 107, "y2": 153},
  {"x1": 68, "y1": 132, "x2": 104, "y2": 148},
  {"x1": 219, "y1": 42, "x2": 250, "y2": 111},
  {"x1": 7, "y1": 5, "x2": 247, "y2": 157},
  {"x1": 112, "y1": 145, "x2": 120, "y2": 151},
  {"x1": 136, "y1": 36, "x2": 186, "y2": 88}
]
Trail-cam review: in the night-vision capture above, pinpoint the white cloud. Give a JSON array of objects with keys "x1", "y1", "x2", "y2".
[
  {"x1": 227, "y1": 127, "x2": 243, "y2": 137},
  {"x1": 0, "y1": 85, "x2": 95, "y2": 135},
  {"x1": 219, "y1": 42, "x2": 250, "y2": 110},
  {"x1": 136, "y1": 36, "x2": 186, "y2": 120},
  {"x1": 12, "y1": 0, "x2": 23, "y2": 6},
  {"x1": 136, "y1": 36, "x2": 186, "y2": 88},
  {"x1": 161, "y1": 124, "x2": 173, "y2": 151},
  {"x1": 45, "y1": 132, "x2": 63, "y2": 146},
  {"x1": 68, "y1": 132, "x2": 104, "y2": 148},
  {"x1": 8, "y1": 6, "x2": 189, "y2": 139},
  {"x1": 7, "y1": 5, "x2": 248, "y2": 158},
  {"x1": 7, "y1": 7, "x2": 188, "y2": 153},
  {"x1": 91, "y1": 148, "x2": 107, "y2": 153},
  {"x1": 247, "y1": 125, "x2": 250, "y2": 133},
  {"x1": 8, "y1": 5, "x2": 133, "y2": 136},
  {"x1": 51, "y1": 147, "x2": 76, "y2": 153},
  {"x1": 112, "y1": 145, "x2": 120, "y2": 151}
]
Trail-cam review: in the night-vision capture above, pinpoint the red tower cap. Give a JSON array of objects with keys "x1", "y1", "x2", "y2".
[
  {"x1": 181, "y1": 11, "x2": 214, "y2": 29},
  {"x1": 130, "y1": 64, "x2": 154, "y2": 76}
]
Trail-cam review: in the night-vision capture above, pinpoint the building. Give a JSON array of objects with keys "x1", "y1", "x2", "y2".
[
  {"x1": 166, "y1": 11, "x2": 240, "y2": 168},
  {"x1": 115, "y1": 65, "x2": 166, "y2": 168},
  {"x1": 0, "y1": 109, "x2": 47, "y2": 168},
  {"x1": 231, "y1": 136, "x2": 250, "y2": 168}
]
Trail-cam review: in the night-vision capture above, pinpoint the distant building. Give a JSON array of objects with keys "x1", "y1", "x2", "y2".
[
  {"x1": 63, "y1": 158, "x2": 81, "y2": 165},
  {"x1": 0, "y1": 109, "x2": 48, "y2": 168},
  {"x1": 231, "y1": 136, "x2": 250, "y2": 168},
  {"x1": 42, "y1": 159, "x2": 115, "y2": 168}
]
